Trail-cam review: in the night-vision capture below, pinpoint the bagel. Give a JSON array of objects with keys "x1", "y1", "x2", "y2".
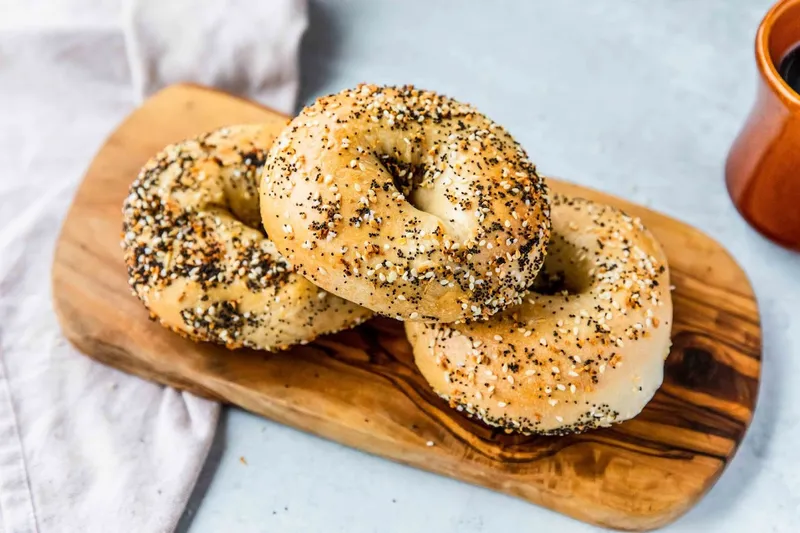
[
  {"x1": 260, "y1": 84, "x2": 550, "y2": 323},
  {"x1": 122, "y1": 125, "x2": 372, "y2": 351},
  {"x1": 405, "y1": 194, "x2": 672, "y2": 435}
]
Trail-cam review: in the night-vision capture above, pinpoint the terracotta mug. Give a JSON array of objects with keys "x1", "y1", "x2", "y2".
[{"x1": 726, "y1": 0, "x2": 800, "y2": 251}]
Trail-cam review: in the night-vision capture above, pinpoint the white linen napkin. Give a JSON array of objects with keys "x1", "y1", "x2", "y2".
[
  {"x1": 0, "y1": 1, "x2": 306, "y2": 532},
  {"x1": 124, "y1": 0, "x2": 307, "y2": 108}
]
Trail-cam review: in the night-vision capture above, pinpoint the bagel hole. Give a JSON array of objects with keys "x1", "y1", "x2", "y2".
[
  {"x1": 531, "y1": 269, "x2": 570, "y2": 295},
  {"x1": 379, "y1": 154, "x2": 424, "y2": 200},
  {"x1": 531, "y1": 233, "x2": 593, "y2": 295},
  {"x1": 207, "y1": 204, "x2": 268, "y2": 238},
  {"x1": 229, "y1": 204, "x2": 265, "y2": 233},
  {"x1": 218, "y1": 160, "x2": 268, "y2": 233},
  {"x1": 377, "y1": 153, "x2": 470, "y2": 240}
]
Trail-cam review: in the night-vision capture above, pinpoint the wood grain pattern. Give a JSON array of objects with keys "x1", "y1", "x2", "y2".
[{"x1": 51, "y1": 84, "x2": 761, "y2": 531}]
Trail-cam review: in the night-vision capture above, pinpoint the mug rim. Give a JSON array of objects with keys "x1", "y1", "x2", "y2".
[{"x1": 757, "y1": 0, "x2": 800, "y2": 106}]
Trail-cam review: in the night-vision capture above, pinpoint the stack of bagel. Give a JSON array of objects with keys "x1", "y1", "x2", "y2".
[{"x1": 123, "y1": 84, "x2": 672, "y2": 435}]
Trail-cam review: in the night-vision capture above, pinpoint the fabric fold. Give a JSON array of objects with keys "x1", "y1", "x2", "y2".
[{"x1": 0, "y1": 0, "x2": 307, "y2": 531}]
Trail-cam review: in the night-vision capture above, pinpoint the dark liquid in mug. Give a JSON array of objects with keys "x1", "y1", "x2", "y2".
[{"x1": 778, "y1": 45, "x2": 800, "y2": 93}]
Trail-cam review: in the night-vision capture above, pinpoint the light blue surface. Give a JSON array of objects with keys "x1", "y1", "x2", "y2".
[{"x1": 185, "y1": 1, "x2": 800, "y2": 531}]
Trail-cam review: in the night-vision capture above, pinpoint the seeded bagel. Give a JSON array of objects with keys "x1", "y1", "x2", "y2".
[
  {"x1": 260, "y1": 84, "x2": 551, "y2": 322},
  {"x1": 122, "y1": 125, "x2": 372, "y2": 351},
  {"x1": 406, "y1": 194, "x2": 672, "y2": 435}
]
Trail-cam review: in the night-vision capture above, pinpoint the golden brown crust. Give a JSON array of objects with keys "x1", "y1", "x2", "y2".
[
  {"x1": 122, "y1": 125, "x2": 372, "y2": 351},
  {"x1": 260, "y1": 84, "x2": 550, "y2": 322},
  {"x1": 406, "y1": 194, "x2": 673, "y2": 435}
]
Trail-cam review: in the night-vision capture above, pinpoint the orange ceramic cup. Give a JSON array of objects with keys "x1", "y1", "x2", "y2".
[{"x1": 726, "y1": 0, "x2": 800, "y2": 251}]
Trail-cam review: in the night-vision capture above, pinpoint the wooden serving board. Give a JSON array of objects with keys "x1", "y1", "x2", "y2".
[{"x1": 52, "y1": 85, "x2": 761, "y2": 531}]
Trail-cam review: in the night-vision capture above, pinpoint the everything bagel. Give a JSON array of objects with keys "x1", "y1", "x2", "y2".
[
  {"x1": 260, "y1": 84, "x2": 550, "y2": 322},
  {"x1": 405, "y1": 194, "x2": 672, "y2": 435},
  {"x1": 122, "y1": 125, "x2": 372, "y2": 351}
]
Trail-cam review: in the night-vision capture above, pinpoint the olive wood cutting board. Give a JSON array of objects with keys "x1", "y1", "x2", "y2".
[{"x1": 51, "y1": 84, "x2": 761, "y2": 531}]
